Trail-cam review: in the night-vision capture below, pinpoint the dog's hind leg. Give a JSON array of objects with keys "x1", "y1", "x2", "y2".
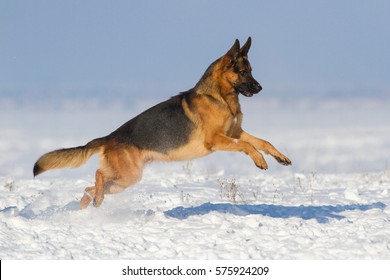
[
  {"x1": 79, "y1": 169, "x2": 106, "y2": 209},
  {"x1": 80, "y1": 186, "x2": 95, "y2": 209},
  {"x1": 99, "y1": 146, "x2": 144, "y2": 203},
  {"x1": 79, "y1": 145, "x2": 146, "y2": 209},
  {"x1": 103, "y1": 157, "x2": 143, "y2": 196},
  {"x1": 92, "y1": 169, "x2": 106, "y2": 207}
]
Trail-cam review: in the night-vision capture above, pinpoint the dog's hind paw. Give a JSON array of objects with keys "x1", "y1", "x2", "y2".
[
  {"x1": 80, "y1": 191, "x2": 93, "y2": 209},
  {"x1": 93, "y1": 194, "x2": 104, "y2": 208}
]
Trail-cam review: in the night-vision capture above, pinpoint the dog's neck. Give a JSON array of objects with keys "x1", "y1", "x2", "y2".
[{"x1": 194, "y1": 78, "x2": 241, "y2": 116}]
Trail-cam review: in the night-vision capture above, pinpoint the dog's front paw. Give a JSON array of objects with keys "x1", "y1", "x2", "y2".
[
  {"x1": 255, "y1": 161, "x2": 268, "y2": 170},
  {"x1": 254, "y1": 154, "x2": 268, "y2": 170},
  {"x1": 275, "y1": 154, "x2": 292, "y2": 166}
]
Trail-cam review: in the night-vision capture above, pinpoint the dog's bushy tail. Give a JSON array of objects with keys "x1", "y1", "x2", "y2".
[{"x1": 33, "y1": 137, "x2": 106, "y2": 177}]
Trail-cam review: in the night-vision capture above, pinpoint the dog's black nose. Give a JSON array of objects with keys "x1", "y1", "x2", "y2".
[{"x1": 253, "y1": 82, "x2": 262, "y2": 93}]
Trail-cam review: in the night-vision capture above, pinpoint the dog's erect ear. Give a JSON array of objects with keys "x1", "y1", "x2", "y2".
[
  {"x1": 240, "y1": 37, "x2": 252, "y2": 56},
  {"x1": 225, "y1": 39, "x2": 240, "y2": 61}
]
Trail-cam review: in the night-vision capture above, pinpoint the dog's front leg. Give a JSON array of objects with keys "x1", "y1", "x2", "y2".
[
  {"x1": 205, "y1": 133, "x2": 268, "y2": 169},
  {"x1": 239, "y1": 131, "x2": 292, "y2": 166}
]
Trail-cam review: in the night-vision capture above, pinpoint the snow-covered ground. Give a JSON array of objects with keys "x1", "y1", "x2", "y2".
[{"x1": 1, "y1": 96, "x2": 390, "y2": 259}]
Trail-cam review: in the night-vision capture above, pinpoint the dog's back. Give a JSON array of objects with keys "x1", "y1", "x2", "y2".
[{"x1": 109, "y1": 93, "x2": 195, "y2": 153}]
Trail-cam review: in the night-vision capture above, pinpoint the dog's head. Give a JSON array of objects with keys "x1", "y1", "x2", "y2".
[{"x1": 221, "y1": 37, "x2": 262, "y2": 97}]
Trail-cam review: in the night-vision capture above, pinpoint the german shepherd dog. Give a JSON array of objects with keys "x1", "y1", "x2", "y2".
[{"x1": 33, "y1": 37, "x2": 291, "y2": 209}]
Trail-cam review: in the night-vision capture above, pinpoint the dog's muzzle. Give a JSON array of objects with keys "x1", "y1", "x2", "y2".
[{"x1": 237, "y1": 82, "x2": 262, "y2": 97}]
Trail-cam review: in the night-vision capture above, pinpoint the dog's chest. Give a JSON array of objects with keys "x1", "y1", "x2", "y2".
[{"x1": 224, "y1": 113, "x2": 242, "y2": 136}]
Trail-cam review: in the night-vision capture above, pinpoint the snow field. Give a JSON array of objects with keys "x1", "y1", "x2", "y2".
[{"x1": 1, "y1": 98, "x2": 390, "y2": 259}]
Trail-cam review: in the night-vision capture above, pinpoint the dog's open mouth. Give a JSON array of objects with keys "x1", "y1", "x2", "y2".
[
  {"x1": 241, "y1": 91, "x2": 254, "y2": 97},
  {"x1": 236, "y1": 84, "x2": 262, "y2": 97}
]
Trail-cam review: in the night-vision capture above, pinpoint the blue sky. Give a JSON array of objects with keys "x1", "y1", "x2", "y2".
[{"x1": 1, "y1": 0, "x2": 389, "y2": 103}]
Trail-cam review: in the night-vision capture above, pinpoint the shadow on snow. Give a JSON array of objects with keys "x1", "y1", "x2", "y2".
[{"x1": 164, "y1": 202, "x2": 386, "y2": 223}]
